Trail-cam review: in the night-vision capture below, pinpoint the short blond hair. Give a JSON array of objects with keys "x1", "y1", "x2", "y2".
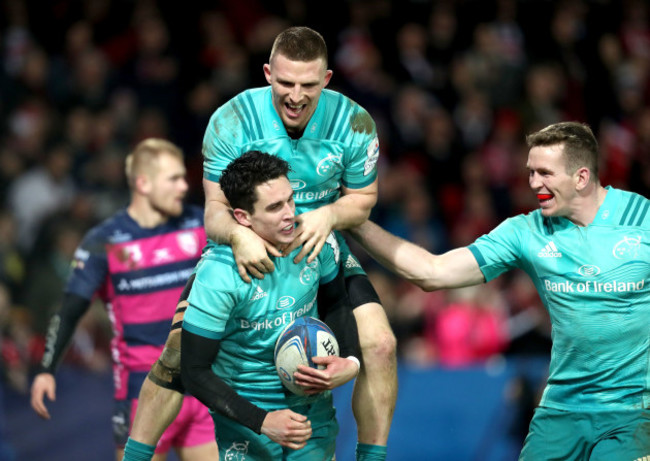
[{"x1": 125, "y1": 138, "x2": 183, "y2": 188}]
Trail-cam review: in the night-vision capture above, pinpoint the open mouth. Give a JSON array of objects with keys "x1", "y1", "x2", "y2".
[
  {"x1": 281, "y1": 223, "x2": 295, "y2": 234},
  {"x1": 537, "y1": 193, "x2": 554, "y2": 205},
  {"x1": 285, "y1": 103, "x2": 305, "y2": 118}
]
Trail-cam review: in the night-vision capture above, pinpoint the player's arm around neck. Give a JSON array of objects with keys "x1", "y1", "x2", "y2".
[
  {"x1": 203, "y1": 178, "x2": 248, "y2": 244},
  {"x1": 330, "y1": 180, "x2": 378, "y2": 230},
  {"x1": 349, "y1": 220, "x2": 485, "y2": 291},
  {"x1": 285, "y1": 180, "x2": 378, "y2": 263},
  {"x1": 203, "y1": 178, "x2": 282, "y2": 281}
]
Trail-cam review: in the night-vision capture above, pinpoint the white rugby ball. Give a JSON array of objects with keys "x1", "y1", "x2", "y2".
[{"x1": 274, "y1": 316, "x2": 339, "y2": 395}]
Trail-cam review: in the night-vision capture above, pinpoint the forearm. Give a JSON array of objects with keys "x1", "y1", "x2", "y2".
[
  {"x1": 328, "y1": 182, "x2": 378, "y2": 230},
  {"x1": 203, "y1": 177, "x2": 248, "y2": 244},
  {"x1": 39, "y1": 293, "x2": 91, "y2": 374},
  {"x1": 204, "y1": 197, "x2": 239, "y2": 244},
  {"x1": 348, "y1": 221, "x2": 439, "y2": 289},
  {"x1": 180, "y1": 329, "x2": 267, "y2": 433},
  {"x1": 350, "y1": 221, "x2": 485, "y2": 291}
]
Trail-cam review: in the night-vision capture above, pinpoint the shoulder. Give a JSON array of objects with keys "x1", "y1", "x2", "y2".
[
  {"x1": 613, "y1": 188, "x2": 650, "y2": 225},
  {"x1": 179, "y1": 205, "x2": 205, "y2": 227},
  {"x1": 208, "y1": 88, "x2": 269, "y2": 131},
  {"x1": 196, "y1": 244, "x2": 238, "y2": 277},
  {"x1": 321, "y1": 90, "x2": 376, "y2": 138},
  {"x1": 84, "y1": 210, "x2": 131, "y2": 245}
]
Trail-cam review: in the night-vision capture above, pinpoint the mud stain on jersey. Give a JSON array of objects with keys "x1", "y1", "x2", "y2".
[{"x1": 350, "y1": 110, "x2": 374, "y2": 134}]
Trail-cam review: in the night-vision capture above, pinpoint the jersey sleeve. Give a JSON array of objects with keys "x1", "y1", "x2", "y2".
[
  {"x1": 317, "y1": 232, "x2": 341, "y2": 285},
  {"x1": 64, "y1": 227, "x2": 108, "y2": 300},
  {"x1": 202, "y1": 107, "x2": 243, "y2": 184},
  {"x1": 184, "y1": 250, "x2": 244, "y2": 339},
  {"x1": 467, "y1": 216, "x2": 527, "y2": 282},
  {"x1": 341, "y1": 106, "x2": 379, "y2": 190}
]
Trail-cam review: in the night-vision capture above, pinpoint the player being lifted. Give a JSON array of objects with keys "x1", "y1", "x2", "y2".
[{"x1": 124, "y1": 26, "x2": 394, "y2": 461}]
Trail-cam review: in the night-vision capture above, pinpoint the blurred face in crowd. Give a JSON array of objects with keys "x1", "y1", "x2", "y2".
[
  {"x1": 527, "y1": 143, "x2": 581, "y2": 219},
  {"x1": 264, "y1": 54, "x2": 332, "y2": 137},
  {"x1": 234, "y1": 176, "x2": 296, "y2": 247},
  {"x1": 143, "y1": 151, "x2": 188, "y2": 217}
]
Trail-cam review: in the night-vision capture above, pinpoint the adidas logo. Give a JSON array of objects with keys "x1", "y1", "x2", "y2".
[
  {"x1": 250, "y1": 285, "x2": 268, "y2": 301},
  {"x1": 538, "y1": 241, "x2": 562, "y2": 258},
  {"x1": 345, "y1": 254, "x2": 361, "y2": 269}
]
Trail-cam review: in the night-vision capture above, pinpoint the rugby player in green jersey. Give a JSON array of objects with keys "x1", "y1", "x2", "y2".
[
  {"x1": 124, "y1": 26, "x2": 393, "y2": 461},
  {"x1": 181, "y1": 151, "x2": 362, "y2": 460},
  {"x1": 350, "y1": 121, "x2": 650, "y2": 460}
]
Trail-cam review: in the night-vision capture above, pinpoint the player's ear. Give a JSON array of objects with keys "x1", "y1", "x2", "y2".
[
  {"x1": 574, "y1": 166, "x2": 590, "y2": 191},
  {"x1": 233, "y1": 208, "x2": 252, "y2": 227},
  {"x1": 135, "y1": 174, "x2": 152, "y2": 195},
  {"x1": 263, "y1": 63, "x2": 272, "y2": 85},
  {"x1": 323, "y1": 69, "x2": 333, "y2": 87}
]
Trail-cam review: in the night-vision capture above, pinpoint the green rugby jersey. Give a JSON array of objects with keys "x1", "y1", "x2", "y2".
[
  {"x1": 183, "y1": 234, "x2": 341, "y2": 411},
  {"x1": 202, "y1": 87, "x2": 379, "y2": 214},
  {"x1": 468, "y1": 187, "x2": 650, "y2": 411}
]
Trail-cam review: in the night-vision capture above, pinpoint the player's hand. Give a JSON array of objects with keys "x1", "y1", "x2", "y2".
[
  {"x1": 283, "y1": 207, "x2": 335, "y2": 264},
  {"x1": 30, "y1": 373, "x2": 56, "y2": 420},
  {"x1": 261, "y1": 409, "x2": 312, "y2": 449},
  {"x1": 231, "y1": 226, "x2": 282, "y2": 282},
  {"x1": 294, "y1": 356, "x2": 360, "y2": 394}
]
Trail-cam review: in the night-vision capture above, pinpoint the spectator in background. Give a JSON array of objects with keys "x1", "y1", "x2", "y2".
[
  {"x1": 424, "y1": 285, "x2": 509, "y2": 368},
  {"x1": 7, "y1": 143, "x2": 77, "y2": 253}
]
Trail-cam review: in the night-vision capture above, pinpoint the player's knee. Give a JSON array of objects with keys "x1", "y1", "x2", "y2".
[
  {"x1": 160, "y1": 330, "x2": 181, "y2": 370},
  {"x1": 147, "y1": 331, "x2": 183, "y2": 391},
  {"x1": 360, "y1": 327, "x2": 396, "y2": 364}
]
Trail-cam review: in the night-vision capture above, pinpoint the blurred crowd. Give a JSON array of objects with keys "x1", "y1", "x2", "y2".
[{"x1": 1, "y1": 0, "x2": 650, "y2": 396}]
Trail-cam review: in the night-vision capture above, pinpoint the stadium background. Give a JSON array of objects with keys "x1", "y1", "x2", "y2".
[{"x1": 1, "y1": 0, "x2": 649, "y2": 459}]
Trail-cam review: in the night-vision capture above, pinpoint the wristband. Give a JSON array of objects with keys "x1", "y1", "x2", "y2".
[{"x1": 346, "y1": 356, "x2": 361, "y2": 371}]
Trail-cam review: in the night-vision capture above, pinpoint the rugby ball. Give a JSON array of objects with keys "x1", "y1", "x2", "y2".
[{"x1": 274, "y1": 317, "x2": 339, "y2": 395}]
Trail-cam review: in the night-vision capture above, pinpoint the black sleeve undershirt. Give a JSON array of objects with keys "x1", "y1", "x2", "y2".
[
  {"x1": 180, "y1": 328, "x2": 268, "y2": 434},
  {"x1": 39, "y1": 292, "x2": 91, "y2": 374}
]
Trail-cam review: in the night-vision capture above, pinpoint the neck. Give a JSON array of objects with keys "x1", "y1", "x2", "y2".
[
  {"x1": 127, "y1": 200, "x2": 168, "y2": 228},
  {"x1": 570, "y1": 183, "x2": 607, "y2": 227}
]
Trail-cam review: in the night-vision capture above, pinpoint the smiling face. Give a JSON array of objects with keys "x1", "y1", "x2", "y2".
[
  {"x1": 527, "y1": 143, "x2": 581, "y2": 218},
  {"x1": 264, "y1": 54, "x2": 332, "y2": 137},
  {"x1": 235, "y1": 176, "x2": 296, "y2": 246}
]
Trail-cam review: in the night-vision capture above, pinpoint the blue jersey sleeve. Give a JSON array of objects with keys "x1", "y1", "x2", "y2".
[
  {"x1": 468, "y1": 216, "x2": 527, "y2": 282},
  {"x1": 65, "y1": 226, "x2": 108, "y2": 300}
]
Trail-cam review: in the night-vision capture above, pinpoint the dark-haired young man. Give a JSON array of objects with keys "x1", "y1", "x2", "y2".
[{"x1": 181, "y1": 151, "x2": 361, "y2": 460}]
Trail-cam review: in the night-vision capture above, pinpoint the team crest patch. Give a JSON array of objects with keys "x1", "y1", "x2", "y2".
[
  {"x1": 120, "y1": 244, "x2": 143, "y2": 267},
  {"x1": 224, "y1": 440, "x2": 249, "y2": 460},
  {"x1": 177, "y1": 231, "x2": 199, "y2": 256},
  {"x1": 317, "y1": 152, "x2": 343, "y2": 176},
  {"x1": 613, "y1": 236, "x2": 641, "y2": 259},
  {"x1": 300, "y1": 261, "x2": 320, "y2": 285}
]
